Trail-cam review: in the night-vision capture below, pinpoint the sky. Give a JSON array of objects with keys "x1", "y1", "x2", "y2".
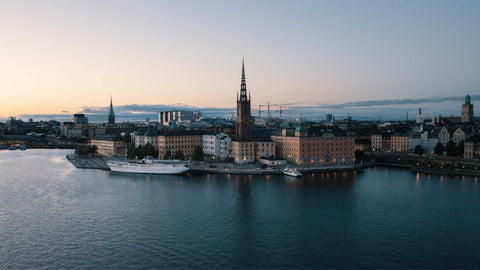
[{"x1": 1, "y1": 0, "x2": 479, "y2": 121}]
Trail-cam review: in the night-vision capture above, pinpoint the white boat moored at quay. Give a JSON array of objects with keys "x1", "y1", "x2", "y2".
[
  {"x1": 283, "y1": 167, "x2": 302, "y2": 177},
  {"x1": 108, "y1": 156, "x2": 190, "y2": 175}
]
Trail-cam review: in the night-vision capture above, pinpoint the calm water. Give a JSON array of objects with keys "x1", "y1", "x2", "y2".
[{"x1": 1, "y1": 150, "x2": 479, "y2": 269}]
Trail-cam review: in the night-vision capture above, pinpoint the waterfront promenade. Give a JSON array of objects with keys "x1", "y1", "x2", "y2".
[
  {"x1": 65, "y1": 154, "x2": 374, "y2": 174},
  {"x1": 66, "y1": 152, "x2": 480, "y2": 177}
]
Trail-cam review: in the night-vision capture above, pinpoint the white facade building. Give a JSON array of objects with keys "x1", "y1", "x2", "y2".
[
  {"x1": 134, "y1": 127, "x2": 159, "y2": 149},
  {"x1": 159, "y1": 110, "x2": 196, "y2": 126},
  {"x1": 202, "y1": 133, "x2": 232, "y2": 160},
  {"x1": 371, "y1": 134, "x2": 382, "y2": 151},
  {"x1": 438, "y1": 127, "x2": 451, "y2": 147},
  {"x1": 453, "y1": 127, "x2": 472, "y2": 144},
  {"x1": 409, "y1": 131, "x2": 439, "y2": 155},
  {"x1": 416, "y1": 114, "x2": 440, "y2": 125}
]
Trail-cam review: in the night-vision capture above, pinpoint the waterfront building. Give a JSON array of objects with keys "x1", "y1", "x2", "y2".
[
  {"x1": 143, "y1": 128, "x2": 159, "y2": 149},
  {"x1": 464, "y1": 135, "x2": 480, "y2": 159},
  {"x1": 355, "y1": 138, "x2": 371, "y2": 152},
  {"x1": 90, "y1": 135, "x2": 127, "y2": 157},
  {"x1": 390, "y1": 134, "x2": 410, "y2": 153},
  {"x1": 382, "y1": 136, "x2": 391, "y2": 150},
  {"x1": 231, "y1": 141, "x2": 255, "y2": 163},
  {"x1": 158, "y1": 132, "x2": 203, "y2": 159},
  {"x1": 255, "y1": 141, "x2": 276, "y2": 160},
  {"x1": 235, "y1": 60, "x2": 253, "y2": 141},
  {"x1": 231, "y1": 59, "x2": 255, "y2": 163},
  {"x1": 108, "y1": 96, "x2": 115, "y2": 126},
  {"x1": 134, "y1": 127, "x2": 146, "y2": 147},
  {"x1": 438, "y1": 126, "x2": 452, "y2": 147},
  {"x1": 71, "y1": 114, "x2": 88, "y2": 125},
  {"x1": 134, "y1": 127, "x2": 159, "y2": 149},
  {"x1": 452, "y1": 127, "x2": 473, "y2": 144},
  {"x1": 203, "y1": 132, "x2": 232, "y2": 161},
  {"x1": 371, "y1": 134, "x2": 382, "y2": 151},
  {"x1": 461, "y1": 94, "x2": 474, "y2": 123},
  {"x1": 271, "y1": 125, "x2": 355, "y2": 166},
  {"x1": 409, "y1": 131, "x2": 439, "y2": 155}
]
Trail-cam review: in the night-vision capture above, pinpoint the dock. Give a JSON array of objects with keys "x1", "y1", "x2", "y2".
[
  {"x1": 66, "y1": 154, "x2": 371, "y2": 174},
  {"x1": 66, "y1": 154, "x2": 110, "y2": 170}
]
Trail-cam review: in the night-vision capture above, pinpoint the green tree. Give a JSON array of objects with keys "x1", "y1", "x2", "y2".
[
  {"x1": 134, "y1": 145, "x2": 146, "y2": 159},
  {"x1": 446, "y1": 140, "x2": 456, "y2": 156},
  {"x1": 143, "y1": 143, "x2": 158, "y2": 158},
  {"x1": 127, "y1": 147, "x2": 136, "y2": 159},
  {"x1": 122, "y1": 133, "x2": 132, "y2": 145},
  {"x1": 75, "y1": 145, "x2": 98, "y2": 155},
  {"x1": 457, "y1": 140, "x2": 465, "y2": 157},
  {"x1": 414, "y1": 145, "x2": 424, "y2": 155},
  {"x1": 192, "y1": 146, "x2": 205, "y2": 161},
  {"x1": 174, "y1": 149, "x2": 185, "y2": 160},
  {"x1": 434, "y1": 142, "x2": 443, "y2": 156},
  {"x1": 163, "y1": 149, "x2": 172, "y2": 160}
]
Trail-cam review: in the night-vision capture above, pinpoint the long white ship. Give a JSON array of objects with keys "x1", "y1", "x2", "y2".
[{"x1": 108, "y1": 156, "x2": 190, "y2": 175}]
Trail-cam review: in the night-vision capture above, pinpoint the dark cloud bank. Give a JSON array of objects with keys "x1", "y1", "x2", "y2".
[{"x1": 14, "y1": 95, "x2": 477, "y2": 122}]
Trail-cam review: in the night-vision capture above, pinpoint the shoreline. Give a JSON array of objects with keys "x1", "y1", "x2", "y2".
[{"x1": 65, "y1": 153, "x2": 480, "y2": 177}]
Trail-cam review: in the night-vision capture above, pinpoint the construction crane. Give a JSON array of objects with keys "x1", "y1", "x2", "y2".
[
  {"x1": 252, "y1": 104, "x2": 268, "y2": 118},
  {"x1": 254, "y1": 102, "x2": 296, "y2": 119},
  {"x1": 275, "y1": 106, "x2": 295, "y2": 119}
]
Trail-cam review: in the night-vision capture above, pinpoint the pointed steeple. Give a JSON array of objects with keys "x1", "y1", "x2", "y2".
[
  {"x1": 108, "y1": 95, "x2": 115, "y2": 125},
  {"x1": 241, "y1": 58, "x2": 246, "y2": 84},
  {"x1": 236, "y1": 58, "x2": 253, "y2": 141},
  {"x1": 239, "y1": 59, "x2": 248, "y2": 103}
]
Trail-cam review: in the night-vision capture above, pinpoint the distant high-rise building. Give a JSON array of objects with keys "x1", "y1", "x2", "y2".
[
  {"x1": 108, "y1": 96, "x2": 115, "y2": 126},
  {"x1": 462, "y1": 94, "x2": 474, "y2": 123},
  {"x1": 71, "y1": 113, "x2": 88, "y2": 125},
  {"x1": 159, "y1": 110, "x2": 195, "y2": 126},
  {"x1": 235, "y1": 60, "x2": 252, "y2": 141},
  {"x1": 325, "y1": 114, "x2": 333, "y2": 122}
]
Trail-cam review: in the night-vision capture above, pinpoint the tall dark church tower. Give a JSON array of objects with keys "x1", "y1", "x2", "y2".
[
  {"x1": 108, "y1": 96, "x2": 115, "y2": 126},
  {"x1": 462, "y1": 94, "x2": 474, "y2": 123},
  {"x1": 236, "y1": 60, "x2": 253, "y2": 141}
]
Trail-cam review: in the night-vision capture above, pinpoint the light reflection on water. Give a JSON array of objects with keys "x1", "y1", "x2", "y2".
[{"x1": 0, "y1": 150, "x2": 480, "y2": 269}]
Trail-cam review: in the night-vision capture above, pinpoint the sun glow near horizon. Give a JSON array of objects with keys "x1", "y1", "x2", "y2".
[{"x1": 1, "y1": 1, "x2": 479, "y2": 118}]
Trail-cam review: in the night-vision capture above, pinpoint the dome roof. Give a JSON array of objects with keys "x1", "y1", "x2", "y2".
[{"x1": 144, "y1": 128, "x2": 157, "y2": 136}]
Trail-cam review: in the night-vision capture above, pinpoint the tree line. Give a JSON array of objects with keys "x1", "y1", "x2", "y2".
[
  {"x1": 433, "y1": 140, "x2": 464, "y2": 157},
  {"x1": 75, "y1": 145, "x2": 98, "y2": 155}
]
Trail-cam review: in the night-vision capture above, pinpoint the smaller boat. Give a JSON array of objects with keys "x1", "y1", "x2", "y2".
[
  {"x1": 19, "y1": 144, "x2": 27, "y2": 151},
  {"x1": 283, "y1": 167, "x2": 302, "y2": 177}
]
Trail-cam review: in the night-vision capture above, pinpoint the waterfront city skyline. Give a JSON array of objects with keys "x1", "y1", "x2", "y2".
[{"x1": 1, "y1": 0, "x2": 480, "y2": 121}]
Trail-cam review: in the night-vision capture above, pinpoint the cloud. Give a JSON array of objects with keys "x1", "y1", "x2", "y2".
[
  {"x1": 289, "y1": 95, "x2": 477, "y2": 110},
  {"x1": 12, "y1": 95, "x2": 473, "y2": 122}
]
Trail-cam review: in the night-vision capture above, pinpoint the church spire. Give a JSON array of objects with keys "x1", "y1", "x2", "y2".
[
  {"x1": 108, "y1": 95, "x2": 115, "y2": 125},
  {"x1": 240, "y1": 59, "x2": 248, "y2": 103},
  {"x1": 235, "y1": 58, "x2": 253, "y2": 141},
  {"x1": 241, "y1": 58, "x2": 246, "y2": 84}
]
